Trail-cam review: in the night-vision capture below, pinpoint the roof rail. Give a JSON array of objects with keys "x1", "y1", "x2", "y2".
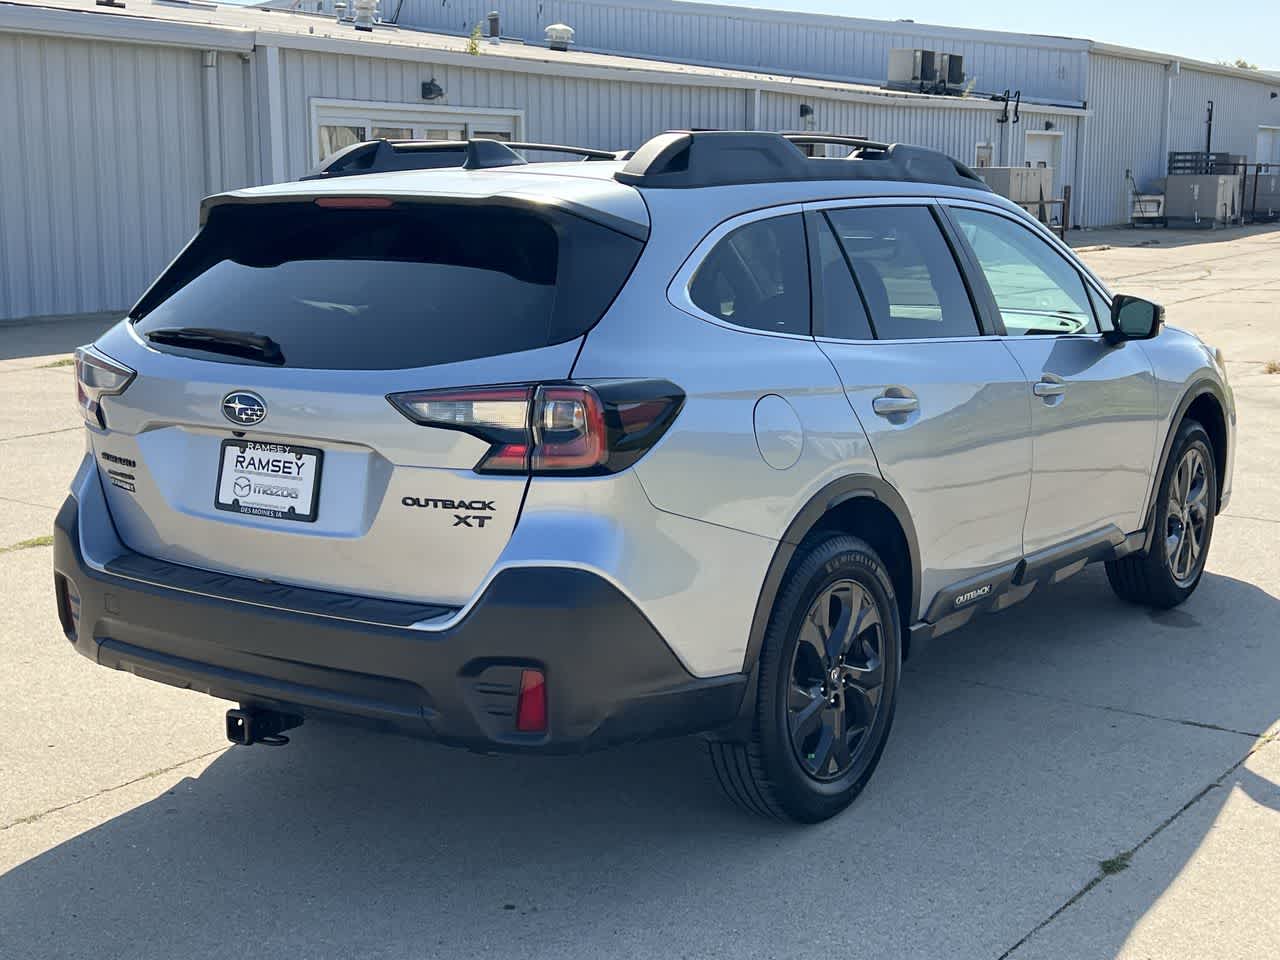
[
  {"x1": 301, "y1": 138, "x2": 627, "y2": 180},
  {"x1": 613, "y1": 131, "x2": 990, "y2": 191}
]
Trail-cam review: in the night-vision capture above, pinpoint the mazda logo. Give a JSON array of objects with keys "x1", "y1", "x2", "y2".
[{"x1": 222, "y1": 391, "x2": 267, "y2": 426}]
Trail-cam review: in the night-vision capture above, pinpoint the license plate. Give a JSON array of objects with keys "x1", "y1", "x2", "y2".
[{"x1": 215, "y1": 439, "x2": 323, "y2": 523}]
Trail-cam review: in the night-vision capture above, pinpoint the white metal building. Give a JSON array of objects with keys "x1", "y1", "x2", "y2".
[{"x1": 1, "y1": 0, "x2": 1277, "y2": 322}]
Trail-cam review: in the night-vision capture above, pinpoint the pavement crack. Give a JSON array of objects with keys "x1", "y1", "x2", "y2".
[
  {"x1": 0, "y1": 426, "x2": 81, "y2": 443},
  {"x1": 997, "y1": 728, "x2": 1278, "y2": 959},
  {"x1": 909, "y1": 669, "x2": 1267, "y2": 739},
  {"x1": 0, "y1": 747, "x2": 228, "y2": 832}
]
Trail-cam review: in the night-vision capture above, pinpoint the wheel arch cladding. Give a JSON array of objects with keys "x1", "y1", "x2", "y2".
[
  {"x1": 744, "y1": 476, "x2": 920, "y2": 671},
  {"x1": 1183, "y1": 390, "x2": 1227, "y2": 513}
]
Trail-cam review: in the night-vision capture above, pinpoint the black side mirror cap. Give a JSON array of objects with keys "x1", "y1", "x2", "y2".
[{"x1": 1106, "y1": 295, "x2": 1165, "y2": 344}]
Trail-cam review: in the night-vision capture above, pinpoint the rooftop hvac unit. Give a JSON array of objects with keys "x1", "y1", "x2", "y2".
[{"x1": 887, "y1": 49, "x2": 965, "y2": 93}]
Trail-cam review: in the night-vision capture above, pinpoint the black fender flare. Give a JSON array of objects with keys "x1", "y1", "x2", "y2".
[
  {"x1": 1141, "y1": 377, "x2": 1230, "y2": 540},
  {"x1": 740, "y1": 474, "x2": 921, "y2": 676}
]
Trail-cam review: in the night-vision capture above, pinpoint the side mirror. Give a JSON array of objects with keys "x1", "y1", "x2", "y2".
[{"x1": 1106, "y1": 295, "x2": 1165, "y2": 344}]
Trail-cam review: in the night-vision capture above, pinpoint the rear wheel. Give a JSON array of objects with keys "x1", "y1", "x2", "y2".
[
  {"x1": 1106, "y1": 420, "x2": 1217, "y2": 609},
  {"x1": 709, "y1": 534, "x2": 901, "y2": 822}
]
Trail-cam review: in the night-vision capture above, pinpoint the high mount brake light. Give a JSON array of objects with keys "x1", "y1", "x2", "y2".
[
  {"x1": 74, "y1": 346, "x2": 136, "y2": 429},
  {"x1": 387, "y1": 380, "x2": 684, "y2": 476},
  {"x1": 313, "y1": 196, "x2": 396, "y2": 209}
]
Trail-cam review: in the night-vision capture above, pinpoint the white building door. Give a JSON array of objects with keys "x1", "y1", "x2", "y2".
[{"x1": 1024, "y1": 131, "x2": 1062, "y2": 174}]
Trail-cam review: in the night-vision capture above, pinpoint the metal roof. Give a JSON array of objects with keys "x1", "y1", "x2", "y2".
[{"x1": 0, "y1": 0, "x2": 1086, "y2": 113}]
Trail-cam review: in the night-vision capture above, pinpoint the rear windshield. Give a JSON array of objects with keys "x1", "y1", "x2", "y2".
[{"x1": 130, "y1": 201, "x2": 643, "y2": 370}]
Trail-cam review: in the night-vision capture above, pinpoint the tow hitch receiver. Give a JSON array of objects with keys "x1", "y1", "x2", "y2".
[{"x1": 226, "y1": 707, "x2": 303, "y2": 746}]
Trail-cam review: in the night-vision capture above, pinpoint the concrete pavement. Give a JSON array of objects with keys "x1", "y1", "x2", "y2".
[{"x1": 0, "y1": 229, "x2": 1277, "y2": 959}]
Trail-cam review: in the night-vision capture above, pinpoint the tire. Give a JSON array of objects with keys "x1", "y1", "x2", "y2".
[
  {"x1": 1106, "y1": 419, "x2": 1217, "y2": 609},
  {"x1": 709, "y1": 533, "x2": 901, "y2": 823}
]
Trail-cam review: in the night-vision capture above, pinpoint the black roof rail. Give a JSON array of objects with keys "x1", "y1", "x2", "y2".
[
  {"x1": 301, "y1": 138, "x2": 626, "y2": 180},
  {"x1": 613, "y1": 130, "x2": 990, "y2": 191}
]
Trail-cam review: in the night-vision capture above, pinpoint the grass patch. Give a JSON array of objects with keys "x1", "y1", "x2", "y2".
[
  {"x1": 1, "y1": 535, "x2": 53, "y2": 554},
  {"x1": 1265, "y1": 360, "x2": 1280, "y2": 375},
  {"x1": 40, "y1": 357, "x2": 75, "y2": 368},
  {"x1": 1099, "y1": 851, "x2": 1132, "y2": 876}
]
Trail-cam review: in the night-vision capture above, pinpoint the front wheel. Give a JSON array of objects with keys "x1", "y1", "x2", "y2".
[
  {"x1": 709, "y1": 534, "x2": 901, "y2": 822},
  {"x1": 1106, "y1": 419, "x2": 1217, "y2": 609}
]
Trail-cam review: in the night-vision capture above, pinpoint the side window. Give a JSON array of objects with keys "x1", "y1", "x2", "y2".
[
  {"x1": 823, "y1": 206, "x2": 980, "y2": 340},
  {"x1": 809, "y1": 213, "x2": 874, "y2": 340},
  {"x1": 949, "y1": 207, "x2": 1098, "y2": 336},
  {"x1": 688, "y1": 214, "x2": 809, "y2": 335}
]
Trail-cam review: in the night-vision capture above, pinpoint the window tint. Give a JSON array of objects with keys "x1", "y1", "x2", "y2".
[
  {"x1": 823, "y1": 206, "x2": 979, "y2": 340},
  {"x1": 950, "y1": 207, "x2": 1097, "y2": 336},
  {"x1": 810, "y1": 213, "x2": 874, "y2": 340},
  {"x1": 131, "y1": 202, "x2": 642, "y2": 370},
  {"x1": 689, "y1": 214, "x2": 809, "y2": 335}
]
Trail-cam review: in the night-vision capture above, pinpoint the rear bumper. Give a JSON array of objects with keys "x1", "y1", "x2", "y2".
[{"x1": 52, "y1": 494, "x2": 747, "y2": 753}]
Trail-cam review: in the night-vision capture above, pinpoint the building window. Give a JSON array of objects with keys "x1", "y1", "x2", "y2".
[{"x1": 310, "y1": 99, "x2": 522, "y2": 165}]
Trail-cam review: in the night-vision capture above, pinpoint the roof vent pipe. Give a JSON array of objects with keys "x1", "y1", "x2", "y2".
[
  {"x1": 334, "y1": 0, "x2": 345, "y2": 21},
  {"x1": 351, "y1": 0, "x2": 377, "y2": 31},
  {"x1": 487, "y1": 11, "x2": 500, "y2": 44},
  {"x1": 545, "y1": 22, "x2": 574, "y2": 52}
]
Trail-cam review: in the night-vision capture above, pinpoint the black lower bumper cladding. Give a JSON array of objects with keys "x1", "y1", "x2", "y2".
[{"x1": 53, "y1": 496, "x2": 746, "y2": 752}]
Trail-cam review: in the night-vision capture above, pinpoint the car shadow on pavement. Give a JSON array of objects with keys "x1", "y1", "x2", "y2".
[{"x1": 2, "y1": 566, "x2": 1277, "y2": 960}]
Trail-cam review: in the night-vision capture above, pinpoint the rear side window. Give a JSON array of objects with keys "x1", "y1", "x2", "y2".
[
  {"x1": 131, "y1": 201, "x2": 643, "y2": 370},
  {"x1": 688, "y1": 214, "x2": 809, "y2": 335},
  {"x1": 809, "y1": 213, "x2": 874, "y2": 341},
  {"x1": 823, "y1": 206, "x2": 979, "y2": 340}
]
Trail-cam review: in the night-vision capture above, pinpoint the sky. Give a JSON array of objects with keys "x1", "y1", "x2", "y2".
[{"x1": 700, "y1": 0, "x2": 1280, "y2": 71}]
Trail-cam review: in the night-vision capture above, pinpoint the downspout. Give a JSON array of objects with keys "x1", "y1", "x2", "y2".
[
  {"x1": 748, "y1": 87, "x2": 761, "y2": 131},
  {"x1": 263, "y1": 45, "x2": 287, "y2": 184},
  {"x1": 1162, "y1": 61, "x2": 1178, "y2": 175},
  {"x1": 201, "y1": 50, "x2": 223, "y2": 194}
]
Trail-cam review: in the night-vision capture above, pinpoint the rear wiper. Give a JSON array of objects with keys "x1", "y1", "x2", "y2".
[{"x1": 146, "y1": 327, "x2": 285, "y2": 365}]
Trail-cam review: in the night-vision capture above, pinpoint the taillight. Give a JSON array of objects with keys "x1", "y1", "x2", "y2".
[
  {"x1": 387, "y1": 379, "x2": 684, "y2": 476},
  {"x1": 74, "y1": 346, "x2": 135, "y2": 429}
]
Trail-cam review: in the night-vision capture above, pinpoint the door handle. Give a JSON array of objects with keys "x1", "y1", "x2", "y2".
[
  {"x1": 872, "y1": 395, "x2": 920, "y2": 416},
  {"x1": 1033, "y1": 379, "x2": 1067, "y2": 398}
]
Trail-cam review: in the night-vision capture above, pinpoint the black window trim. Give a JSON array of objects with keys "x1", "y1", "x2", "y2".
[
  {"x1": 938, "y1": 199, "x2": 1111, "y2": 339},
  {"x1": 803, "y1": 197, "x2": 992, "y2": 343}
]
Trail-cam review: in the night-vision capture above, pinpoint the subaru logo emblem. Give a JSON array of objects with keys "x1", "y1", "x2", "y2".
[{"x1": 222, "y1": 391, "x2": 267, "y2": 426}]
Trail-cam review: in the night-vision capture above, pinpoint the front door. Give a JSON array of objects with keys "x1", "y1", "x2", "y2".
[
  {"x1": 807, "y1": 201, "x2": 1033, "y2": 619},
  {"x1": 944, "y1": 203, "x2": 1158, "y2": 555}
]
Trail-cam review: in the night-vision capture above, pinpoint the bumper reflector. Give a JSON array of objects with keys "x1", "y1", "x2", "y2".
[
  {"x1": 516, "y1": 669, "x2": 547, "y2": 733},
  {"x1": 55, "y1": 573, "x2": 81, "y2": 641}
]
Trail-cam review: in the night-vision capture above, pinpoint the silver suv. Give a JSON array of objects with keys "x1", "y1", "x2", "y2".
[{"x1": 54, "y1": 132, "x2": 1235, "y2": 822}]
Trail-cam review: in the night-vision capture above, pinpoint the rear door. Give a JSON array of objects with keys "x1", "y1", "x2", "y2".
[
  {"x1": 807, "y1": 199, "x2": 1033, "y2": 619},
  {"x1": 91, "y1": 196, "x2": 643, "y2": 605},
  {"x1": 942, "y1": 202, "x2": 1157, "y2": 554}
]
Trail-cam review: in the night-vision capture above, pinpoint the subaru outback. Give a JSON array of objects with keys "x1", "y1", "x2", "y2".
[{"x1": 53, "y1": 131, "x2": 1235, "y2": 822}]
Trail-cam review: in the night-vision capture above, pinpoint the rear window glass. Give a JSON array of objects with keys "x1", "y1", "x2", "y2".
[
  {"x1": 131, "y1": 201, "x2": 643, "y2": 370},
  {"x1": 688, "y1": 214, "x2": 810, "y2": 335}
]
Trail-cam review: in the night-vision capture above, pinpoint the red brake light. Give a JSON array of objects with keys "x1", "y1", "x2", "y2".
[
  {"x1": 313, "y1": 196, "x2": 395, "y2": 209},
  {"x1": 386, "y1": 380, "x2": 684, "y2": 476},
  {"x1": 515, "y1": 669, "x2": 547, "y2": 733}
]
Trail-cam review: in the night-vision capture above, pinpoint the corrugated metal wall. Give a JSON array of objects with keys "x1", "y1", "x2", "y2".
[
  {"x1": 276, "y1": 48, "x2": 752, "y2": 173},
  {"x1": 760, "y1": 93, "x2": 1079, "y2": 202},
  {"x1": 373, "y1": 0, "x2": 1089, "y2": 104},
  {"x1": 0, "y1": 34, "x2": 253, "y2": 321},
  {"x1": 1077, "y1": 53, "x2": 1168, "y2": 228},
  {"x1": 1168, "y1": 66, "x2": 1280, "y2": 160}
]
